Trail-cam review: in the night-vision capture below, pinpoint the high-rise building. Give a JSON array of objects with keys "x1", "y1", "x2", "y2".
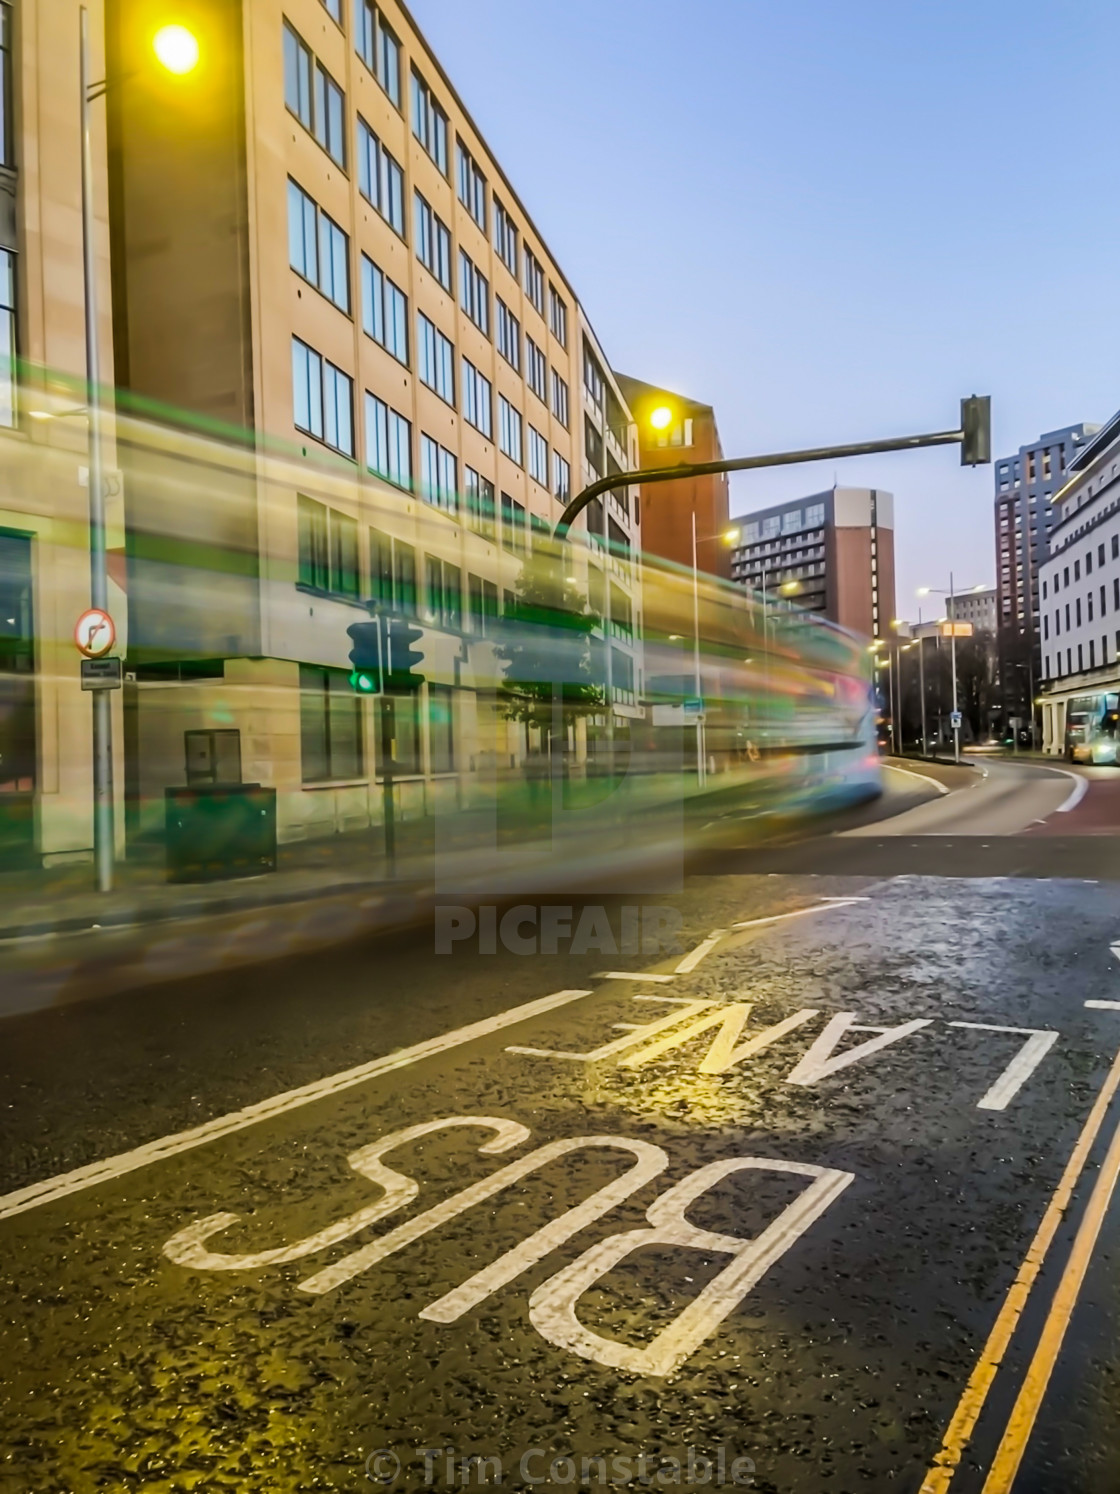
[
  {"x1": 993, "y1": 422, "x2": 1098, "y2": 722},
  {"x1": 103, "y1": 0, "x2": 643, "y2": 841},
  {"x1": 729, "y1": 487, "x2": 895, "y2": 641},
  {"x1": 613, "y1": 376, "x2": 730, "y2": 580}
]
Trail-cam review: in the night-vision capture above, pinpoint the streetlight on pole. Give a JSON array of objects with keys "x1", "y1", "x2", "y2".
[
  {"x1": 897, "y1": 641, "x2": 915, "y2": 753},
  {"x1": 889, "y1": 619, "x2": 909, "y2": 753},
  {"x1": 80, "y1": 12, "x2": 199, "y2": 891},
  {"x1": 916, "y1": 610, "x2": 929, "y2": 757},
  {"x1": 917, "y1": 580, "x2": 986, "y2": 764}
]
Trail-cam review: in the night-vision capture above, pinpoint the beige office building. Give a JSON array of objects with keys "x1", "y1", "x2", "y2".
[
  {"x1": 0, "y1": 0, "x2": 127, "y2": 868},
  {"x1": 105, "y1": 0, "x2": 641, "y2": 845}
]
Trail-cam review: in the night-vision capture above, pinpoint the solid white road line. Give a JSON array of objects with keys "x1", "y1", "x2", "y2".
[
  {"x1": 675, "y1": 931, "x2": 729, "y2": 974},
  {"x1": 730, "y1": 899, "x2": 864, "y2": 931},
  {"x1": 599, "y1": 971, "x2": 676, "y2": 983},
  {"x1": 1086, "y1": 1000, "x2": 1120, "y2": 1011},
  {"x1": 0, "y1": 987, "x2": 594, "y2": 1223},
  {"x1": 885, "y1": 764, "x2": 951, "y2": 797},
  {"x1": 1042, "y1": 766, "x2": 1089, "y2": 813}
]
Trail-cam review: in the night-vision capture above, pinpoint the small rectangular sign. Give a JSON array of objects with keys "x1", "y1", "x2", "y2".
[
  {"x1": 682, "y1": 697, "x2": 704, "y2": 716},
  {"x1": 950, "y1": 709, "x2": 963, "y2": 729},
  {"x1": 81, "y1": 657, "x2": 122, "y2": 691}
]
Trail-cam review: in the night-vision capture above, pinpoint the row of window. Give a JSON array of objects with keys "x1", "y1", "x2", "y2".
[
  {"x1": 741, "y1": 504, "x2": 827, "y2": 545},
  {"x1": 293, "y1": 335, "x2": 572, "y2": 503},
  {"x1": 300, "y1": 664, "x2": 453, "y2": 783},
  {"x1": 1044, "y1": 577, "x2": 1120, "y2": 640},
  {"x1": 359, "y1": 6, "x2": 570, "y2": 338},
  {"x1": 1043, "y1": 534, "x2": 1120, "y2": 599},
  {"x1": 1045, "y1": 635, "x2": 1118, "y2": 680},
  {"x1": 288, "y1": 179, "x2": 572, "y2": 427},
  {"x1": 285, "y1": 17, "x2": 572, "y2": 390},
  {"x1": 297, "y1": 493, "x2": 554, "y2": 622}
]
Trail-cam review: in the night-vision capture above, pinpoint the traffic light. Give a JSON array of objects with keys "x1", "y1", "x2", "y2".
[
  {"x1": 961, "y1": 395, "x2": 991, "y2": 466},
  {"x1": 386, "y1": 616, "x2": 425, "y2": 692},
  {"x1": 347, "y1": 620, "x2": 382, "y2": 694}
]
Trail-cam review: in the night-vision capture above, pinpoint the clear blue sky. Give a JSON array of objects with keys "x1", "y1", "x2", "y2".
[{"x1": 410, "y1": 0, "x2": 1119, "y2": 618}]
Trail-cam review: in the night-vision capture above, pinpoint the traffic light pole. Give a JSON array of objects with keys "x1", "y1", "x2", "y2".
[
  {"x1": 379, "y1": 696, "x2": 395, "y2": 865},
  {"x1": 553, "y1": 407, "x2": 987, "y2": 541},
  {"x1": 348, "y1": 611, "x2": 425, "y2": 870}
]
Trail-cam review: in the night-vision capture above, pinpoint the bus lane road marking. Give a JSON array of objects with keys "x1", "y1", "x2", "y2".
[
  {"x1": 0, "y1": 987, "x2": 595, "y2": 1222},
  {"x1": 0, "y1": 896, "x2": 871, "y2": 1224},
  {"x1": 510, "y1": 994, "x2": 1060, "y2": 1111},
  {"x1": 160, "y1": 1110, "x2": 855, "y2": 1378}
]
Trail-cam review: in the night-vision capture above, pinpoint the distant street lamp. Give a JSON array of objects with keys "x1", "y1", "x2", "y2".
[
  {"x1": 80, "y1": 9, "x2": 199, "y2": 892},
  {"x1": 898, "y1": 641, "x2": 915, "y2": 753},
  {"x1": 917, "y1": 579, "x2": 985, "y2": 764}
]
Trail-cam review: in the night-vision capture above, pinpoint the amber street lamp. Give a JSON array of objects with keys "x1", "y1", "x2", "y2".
[{"x1": 80, "y1": 12, "x2": 199, "y2": 891}]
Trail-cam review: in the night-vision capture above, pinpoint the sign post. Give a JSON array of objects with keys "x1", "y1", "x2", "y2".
[
  {"x1": 80, "y1": 657, "x2": 122, "y2": 691},
  {"x1": 75, "y1": 605, "x2": 116, "y2": 889}
]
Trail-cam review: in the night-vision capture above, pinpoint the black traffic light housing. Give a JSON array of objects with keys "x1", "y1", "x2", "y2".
[
  {"x1": 961, "y1": 395, "x2": 991, "y2": 467},
  {"x1": 347, "y1": 613, "x2": 425, "y2": 694},
  {"x1": 346, "y1": 619, "x2": 382, "y2": 694},
  {"x1": 385, "y1": 616, "x2": 425, "y2": 693}
]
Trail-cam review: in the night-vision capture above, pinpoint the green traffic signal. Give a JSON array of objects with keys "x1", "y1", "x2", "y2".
[{"x1": 349, "y1": 669, "x2": 377, "y2": 693}]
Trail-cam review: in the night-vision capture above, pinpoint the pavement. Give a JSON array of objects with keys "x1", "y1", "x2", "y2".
[{"x1": 2, "y1": 754, "x2": 1120, "y2": 1494}]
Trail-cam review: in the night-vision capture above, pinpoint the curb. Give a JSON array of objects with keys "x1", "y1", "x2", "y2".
[{"x1": 0, "y1": 870, "x2": 407, "y2": 944}]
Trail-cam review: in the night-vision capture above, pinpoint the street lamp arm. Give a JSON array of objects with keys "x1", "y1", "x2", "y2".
[
  {"x1": 85, "y1": 69, "x2": 140, "y2": 103},
  {"x1": 553, "y1": 425, "x2": 966, "y2": 540}
]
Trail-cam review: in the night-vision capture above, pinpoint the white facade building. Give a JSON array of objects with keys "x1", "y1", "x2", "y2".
[
  {"x1": 947, "y1": 587, "x2": 997, "y2": 634},
  {"x1": 1038, "y1": 411, "x2": 1120, "y2": 754}
]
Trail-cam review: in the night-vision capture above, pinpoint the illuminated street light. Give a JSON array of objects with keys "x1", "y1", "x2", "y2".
[
  {"x1": 80, "y1": 7, "x2": 201, "y2": 893},
  {"x1": 723, "y1": 527, "x2": 741, "y2": 545},
  {"x1": 649, "y1": 404, "x2": 673, "y2": 431},
  {"x1": 152, "y1": 22, "x2": 200, "y2": 74}
]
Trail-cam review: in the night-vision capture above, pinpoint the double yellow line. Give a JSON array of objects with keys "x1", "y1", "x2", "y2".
[{"x1": 921, "y1": 1044, "x2": 1120, "y2": 1494}]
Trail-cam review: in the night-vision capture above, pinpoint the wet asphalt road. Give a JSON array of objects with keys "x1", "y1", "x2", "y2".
[{"x1": 2, "y1": 759, "x2": 1120, "y2": 1494}]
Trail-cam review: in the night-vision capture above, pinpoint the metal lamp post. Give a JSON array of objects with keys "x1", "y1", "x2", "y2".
[
  {"x1": 79, "y1": 5, "x2": 114, "y2": 892},
  {"x1": 917, "y1": 613, "x2": 928, "y2": 758},
  {"x1": 949, "y1": 571, "x2": 960, "y2": 764},
  {"x1": 79, "y1": 12, "x2": 198, "y2": 891},
  {"x1": 918, "y1": 579, "x2": 987, "y2": 764}
]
